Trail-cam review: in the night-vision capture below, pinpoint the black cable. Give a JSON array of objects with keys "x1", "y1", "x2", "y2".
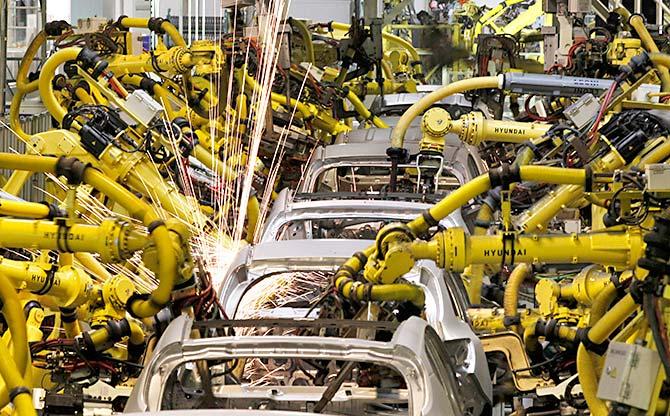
[
  {"x1": 513, "y1": 352, "x2": 566, "y2": 373},
  {"x1": 643, "y1": 293, "x2": 670, "y2": 380},
  {"x1": 209, "y1": 359, "x2": 239, "y2": 378},
  {"x1": 548, "y1": 124, "x2": 582, "y2": 138}
]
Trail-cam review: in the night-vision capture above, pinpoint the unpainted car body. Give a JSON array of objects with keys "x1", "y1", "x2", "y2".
[
  {"x1": 126, "y1": 315, "x2": 468, "y2": 415},
  {"x1": 217, "y1": 239, "x2": 492, "y2": 414},
  {"x1": 260, "y1": 190, "x2": 466, "y2": 243},
  {"x1": 298, "y1": 115, "x2": 487, "y2": 196}
]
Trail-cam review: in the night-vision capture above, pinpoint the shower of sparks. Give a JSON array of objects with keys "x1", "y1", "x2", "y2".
[
  {"x1": 236, "y1": 271, "x2": 329, "y2": 319},
  {"x1": 169, "y1": 0, "x2": 312, "y2": 290},
  {"x1": 233, "y1": 270, "x2": 331, "y2": 386},
  {"x1": 234, "y1": 0, "x2": 288, "y2": 242},
  {"x1": 0, "y1": 0, "x2": 319, "y2": 307}
]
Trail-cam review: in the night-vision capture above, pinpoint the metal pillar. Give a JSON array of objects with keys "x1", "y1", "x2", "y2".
[
  {"x1": 656, "y1": 0, "x2": 663, "y2": 26},
  {"x1": 0, "y1": 0, "x2": 8, "y2": 116},
  {"x1": 363, "y1": 0, "x2": 383, "y2": 23},
  {"x1": 40, "y1": 0, "x2": 46, "y2": 60}
]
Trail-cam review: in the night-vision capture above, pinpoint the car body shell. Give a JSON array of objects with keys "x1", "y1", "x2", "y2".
[
  {"x1": 216, "y1": 239, "x2": 492, "y2": 413},
  {"x1": 260, "y1": 191, "x2": 466, "y2": 243},
  {"x1": 126, "y1": 315, "x2": 465, "y2": 415},
  {"x1": 298, "y1": 120, "x2": 487, "y2": 196}
]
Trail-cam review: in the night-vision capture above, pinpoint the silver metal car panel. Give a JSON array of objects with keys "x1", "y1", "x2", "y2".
[
  {"x1": 214, "y1": 238, "x2": 492, "y2": 406},
  {"x1": 125, "y1": 316, "x2": 461, "y2": 415},
  {"x1": 260, "y1": 191, "x2": 465, "y2": 243},
  {"x1": 300, "y1": 134, "x2": 485, "y2": 195},
  {"x1": 373, "y1": 92, "x2": 473, "y2": 109},
  {"x1": 248, "y1": 239, "x2": 372, "y2": 263}
]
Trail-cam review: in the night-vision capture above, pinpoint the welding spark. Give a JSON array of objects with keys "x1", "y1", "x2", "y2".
[{"x1": 0, "y1": 0, "x2": 316, "y2": 305}]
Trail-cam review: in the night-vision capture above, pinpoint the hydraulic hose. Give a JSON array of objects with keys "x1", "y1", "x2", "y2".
[
  {"x1": 245, "y1": 195, "x2": 260, "y2": 244},
  {"x1": 575, "y1": 293, "x2": 638, "y2": 415},
  {"x1": 577, "y1": 344, "x2": 608, "y2": 416},
  {"x1": 0, "y1": 198, "x2": 52, "y2": 219},
  {"x1": 572, "y1": 281, "x2": 619, "y2": 414},
  {"x1": 649, "y1": 53, "x2": 670, "y2": 70},
  {"x1": 644, "y1": 293, "x2": 670, "y2": 381},
  {"x1": 75, "y1": 252, "x2": 112, "y2": 281},
  {"x1": 381, "y1": 60, "x2": 394, "y2": 79},
  {"x1": 588, "y1": 283, "x2": 618, "y2": 327},
  {"x1": 289, "y1": 18, "x2": 315, "y2": 65},
  {"x1": 38, "y1": 47, "x2": 82, "y2": 123},
  {"x1": 0, "y1": 272, "x2": 33, "y2": 414},
  {"x1": 0, "y1": 153, "x2": 58, "y2": 175},
  {"x1": 345, "y1": 91, "x2": 389, "y2": 128},
  {"x1": 638, "y1": 137, "x2": 670, "y2": 165},
  {"x1": 389, "y1": 76, "x2": 501, "y2": 150},
  {"x1": 576, "y1": 268, "x2": 623, "y2": 415},
  {"x1": 2, "y1": 171, "x2": 33, "y2": 197},
  {"x1": 503, "y1": 263, "x2": 532, "y2": 332},
  {"x1": 127, "y1": 320, "x2": 146, "y2": 363},
  {"x1": 587, "y1": 293, "x2": 637, "y2": 345},
  {"x1": 0, "y1": 340, "x2": 35, "y2": 416},
  {"x1": 117, "y1": 17, "x2": 186, "y2": 47},
  {"x1": 628, "y1": 15, "x2": 670, "y2": 92},
  {"x1": 9, "y1": 30, "x2": 46, "y2": 141}
]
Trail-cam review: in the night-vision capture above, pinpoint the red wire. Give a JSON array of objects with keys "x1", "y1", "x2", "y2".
[
  {"x1": 565, "y1": 40, "x2": 585, "y2": 70},
  {"x1": 587, "y1": 81, "x2": 617, "y2": 144}
]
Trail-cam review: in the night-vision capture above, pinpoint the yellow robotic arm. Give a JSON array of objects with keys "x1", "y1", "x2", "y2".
[
  {"x1": 390, "y1": 76, "x2": 501, "y2": 150},
  {"x1": 419, "y1": 107, "x2": 551, "y2": 148},
  {"x1": 0, "y1": 272, "x2": 35, "y2": 415},
  {"x1": 0, "y1": 152, "x2": 192, "y2": 319},
  {"x1": 328, "y1": 21, "x2": 425, "y2": 80},
  {"x1": 335, "y1": 164, "x2": 590, "y2": 304},
  {"x1": 364, "y1": 225, "x2": 643, "y2": 285},
  {"x1": 0, "y1": 257, "x2": 97, "y2": 309}
]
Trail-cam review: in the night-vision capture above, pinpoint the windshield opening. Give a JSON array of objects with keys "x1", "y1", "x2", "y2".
[
  {"x1": 234, "y1": 270, "x2": 331, "y2": 320},
  {"x1": 315, "y1": 163, "x2": 462, "y2": 195},
  {"x1": 277, "y1": 218, "x2": 397, "y2": 240}
]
